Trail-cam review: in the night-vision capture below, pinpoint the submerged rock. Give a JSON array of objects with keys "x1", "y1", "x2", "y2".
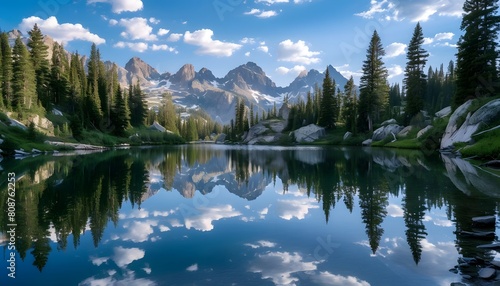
[
  {"x1": 478, "y1": 268, "x2": 496, "y2": 279},
  {"x1": 472, "y1": 216, "x2": 496, "y2": 227}
]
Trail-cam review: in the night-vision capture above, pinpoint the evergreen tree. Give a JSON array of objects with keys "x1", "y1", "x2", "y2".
[
  {"x1": 158, "y1": 93, "x2": 179, "y2": 134},
  {"x1": 12, "y1": 36, "x2": 37, "y2": 111},
  {"x1": 0, "y1": 34, "x2": 3, "y2": 109},
  {"x1": 342, "y1": 76, "x2": 358, "y2": 134},
  {"x1": 86, "y1": 43, "x2": 103, "y2": 127},
  {"x1": 455, "y1": 0, "x2": 500, "y2": 107},
  {"x1": 318, "y1": 67, "x2": 336, "y2": 129},
  {"x1": 50, "y1": 42, "x2": 70, "y2": 105},
  {"x1": 129, "y1": 83, "x2": 147, "y2": 127},
  {"x1": 111, "y1": 88, "x2": 130, "y2": 136},
  {"x1": 28, "y1": 24, "x2": 50, "y2": 108},
  {"x1": 1, "y1": 32, "x2": 13, "y2": 109},
  {"x1": 358, "y1": 30, "x2": 389, "y2": 132},
  {"x1": 305, "y1": 91, "x2": 314, "y2": 125},
  {"x1": 249, "y1": 103, "x2": 254, "y2": 127},
  {"x1": 404, "y1": 23, "x2": 428, "y2": 123}
]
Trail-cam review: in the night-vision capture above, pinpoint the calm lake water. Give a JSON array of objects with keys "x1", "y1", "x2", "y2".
[{"x1": 1, "y1": 145, "x2": 500, "y2": 286}]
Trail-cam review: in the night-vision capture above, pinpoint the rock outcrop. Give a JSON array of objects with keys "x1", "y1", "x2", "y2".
[
  {"x1": 417, "y1": 125, "x2": 433, "y2": 139},
  {"x1": 243, "y1": 119, "x2": 288, "y2": 145},
  {"x1": 292, "y1": 124, "x2": 325, "y2": 143},
  {"x1": 372, "y1": 124, "x2": 403, "y2": 141},
  {"x1": 441, "y1": 99, "x2": 500, "y2": 149},
  {"x1": 435, "y1": 106, "x2": 451, "y2": 118}
]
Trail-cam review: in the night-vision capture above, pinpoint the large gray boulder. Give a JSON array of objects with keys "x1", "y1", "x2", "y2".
[
  {"x1": 435, "y1": 106, "x2": 451, "y2": 118},
  {"x1": 292, "y1": 124, "x2": 325, "y2": 143},
  {"x1": 398, "y1": 126, "x2": 413, "y2": 137},
  {"x1": 362, "y1": 139, "x2": 372, "y2": 146},
  {"x1": 372, "y1": 124, "x2": 403, "y2": 141},
  {"x1": 417, "y1": 125, "x2": 433, "y2": 139},
  {"x1": 215, "y1": 133, "x2": 226, "y2": 143},
  {"x1": 243, "y1": 123, "x2": 270, "y2": 143},
  {"x1": 441, "y1": 99, "x2": 500, "y2": 149},
  {"x1": 278, "y1": 103, "x2": 291, "y2": 121},
  {"x1": 343, "y1": 131, "x2": 352, "y2": 141},
  {"x1": 381, "y1": 119, "x2": 397, "y2": 126}
]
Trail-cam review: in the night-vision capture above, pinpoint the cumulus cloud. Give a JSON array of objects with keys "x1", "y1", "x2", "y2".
[
  {"x1": 157, "y1": 28, "x2": 170, "y2": 36},
  {"x1": 257, "y1": 45, "x2": 269, "y2": 53},
  {"x1": 240, "y1": 37, "x2": 256, "y2": 44},
  {"x1": 121, "y1": 220, "x2": 158, "y2": 242},
  {"x1": 245, "y1": 240, "x2": 277, "y2": 249},
  {"x1": 334, "y1": 64, "x2": 363, "y2": 79},
  {"x1": 245, "y1": 52, "x2": 251, "y2": 57},
  {"x1": 386, "y1": 204, "x2": 404, "y2": 217},
  {"x1": 149, "y1": 17, "x2": 160, "y2": 24},
  {"x1": 19, "y1": 16, "x2": 105, "y2": 45},
  {"x1": 114, "y1": 41, "x2": 148, "y2": 52},
  {"x1": 276, "y1": 197, "x2": 319, "y2": 220},
  {"x1": 250, "y1": 251, "x2": 319, "y2": 285},
  {"x1": 387, "y1": 64, "x2": 403, "y2": 79},
  {"x1": 355, "y1": 0, "x2": 464, "y2": 22},
  {"x1": 424, "y1": 32, "x2": 455, "y2": 45},
  {"x1": 151, "y1": 44, "x2": 177, "y2": 53},
  {"x1": 276, "y1": 65, "x2": 306, "y2": 76},
  {"x1": 87, "y1": 0, "x2": 143, "y2": 13},
  {"x1": 244, "y1": 9, "x2": 279, "y2": 18},
  {"x1": 184, "y1": 29, "x2": 242, "y2": 57},
  {"x1": 112, "y1": 246, "x2": 145, "y2": 268},
  {"x1": 277, "y1": 39, "x2": 320, "y2": 65},
  {"x1": 183, "y1": 205, "x2": 241, "y2": 231},
  {"x1": 167, "y1": 33, "x2": 183, "y2": 42},
  {"x1": 186, "y1": 264, "x2": 198, "y2": 272},
  {"x1": 385, "y1": 42, "x2": 407, "y2": 58},
  {"x1": 256, "y1": 0, "x2": 312, "y2": 4},
  {"x1": 117, "y1": 17, "x2": 157, "y2": 41},
  {"x1": 312, "y1": 271, "x2": 371, "y2": 286}
]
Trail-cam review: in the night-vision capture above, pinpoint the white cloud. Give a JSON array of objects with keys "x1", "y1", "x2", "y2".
[
  {"x1": 159, "y1": 225, "x2": 171, "y2": 232},
  {"x1": 117, "y1": 17, "x2": 157, "y2": 41},
  {"x1": 334, "y1": 64, "x2": 363, "y2": 79},
  {"x1": 167, "y1": 33, "x2": 183, "y2": 42},
  {"x1": 245, "y1": 52, "x2": 251, "y2": 57},
  {"x1": 114, "y1": 41, "x2": 148, "y2": 52},
  {"x1": 385, "y1": 42, "x2": 407, "y2": 58},
  {"x1": 257, "y1": 45, "x2": 269, "y2": 53},
  {"x1": 312, "y1": 271, "x2": 371, "y2": 286},
  {"x1": 122, "y1": 220, "x2": 158, "y2": 243},
  {"x1": 183, "y1": 205, "x2": 241, "y2": 231},
  {"x1": 276, "y1": 197, "x2": 319, "y2": 220},
  {"x1": 355, "y1": 0, "x2": 464, "y2": 22},
  {"x1": 152, "y1": 211, "x2": 170, "y2": 217},
  {"x1": 143, "y1": 267, "x2": 152, "y2": 274},
  {"x1": 244, "y1": 9, "x2": 279, "y2": 18},
  {"x1": 424, "y1": 32, "x2": 455, "y2": 45},
  {"x1": 90, "y1": 256, "x2": 109, "y2": 266},
  {"x1": 245, "y1": 240, "x2": 277, "y2": 249},
  {"x1": 184, "y1": 29, "x2": 242, "y2": 57},
  {"x1": 387, "y1": 64, "x2": 403, "y2": 79},
  {"x1": 256, "y1": 0, "x2": 312, "y2": 4},
  {"x1": 87, "y1": 0, "x2": 143, "y2": 13},
  {"x1": 109, "y1": 19, "x2": 118, "y2": 25},
  {"x1": 277, "y1": 39, "x2": 320, "y2": 65},
  {"x1": 241, "y1": 37, "x2": 256, "y2": 44},
  {"x1": 149, "y1": 17, "x2": 160, "y2": 24},
  {"x1": 386, "y1": 204, "x2": 404, "y2": 217},
  {"x1": 186, "y1": 264, "x2": 198, "y2": 272},
  {"x1": 112, "y1": 246, "x2": 145, "y2": 268},
  {"x1": 276, "y1": 65, "x2": 306, "y2": 76},
  {"x1": 79, "y1": 272, "x2": 155, "y2": 286},
  {"x1": 250, "y1": 251, "x2": 319, "y2": 285},
  {"x1": 19, "y1": 16, "x2": 105, "y2": 45},
  {"x1": 157, "y1": 28, "x2": 170, "y2": 36},
  {"x1": 151, "y1": 44, "x2": 177, "y2": 53}
]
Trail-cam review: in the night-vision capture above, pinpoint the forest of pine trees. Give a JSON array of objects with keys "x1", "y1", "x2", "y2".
[
  {"x1": 0, "y1": 24, "x2": 222, "y2": 144},
  {"x1": 223, "y1": 0, "x2": 498, "y2": 141}
]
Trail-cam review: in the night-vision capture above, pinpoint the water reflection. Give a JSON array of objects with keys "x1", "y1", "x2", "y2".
[{"x1": 1, "y1": 145, "x2": 500, "y2": 285}]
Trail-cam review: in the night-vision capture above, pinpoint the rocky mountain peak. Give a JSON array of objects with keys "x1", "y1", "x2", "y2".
[
  {"x1": 224, "y1": 61, "x2": 276, "y2": 92},
  {"x1": 196, "y1": 67, "x2": 216, "y2": 82},
  {"x1": 125, "y1": 57, "x2": 160, "y2": 81},
  {"x1": 171, "y1": 64, "x2": 196, "y2": 83}
]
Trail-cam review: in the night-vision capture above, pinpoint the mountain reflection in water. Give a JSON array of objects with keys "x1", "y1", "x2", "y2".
[{"x1": 1, "y1": 145, "x2": 500, "y2": 286}]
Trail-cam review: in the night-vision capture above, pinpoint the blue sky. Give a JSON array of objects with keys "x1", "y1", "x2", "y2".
[{"x1": 1, "y1": 0, "x2": 466, "y2": 87}]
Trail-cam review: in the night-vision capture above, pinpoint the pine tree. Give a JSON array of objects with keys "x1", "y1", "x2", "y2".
[
  {"x1": 1, "y1": 32, "x2": 13, "y2": 109},
  {"x1": 358, "y1": 30, "x2": 389, "y2": 132},
  {"x1": 86, "y1": 43, "x2": 103, "y2": 127},
  {"x1": 111, "y1": 88, "x2": 130, "y2": 136},
  {"x1": 158, "y1": 93, "x2": 179, "y2": 134},
  {"x1": 28, "y1": 24, "x2": 50, "y2": 108},
  {"x1": 249, "y1": 103, "x2": 254, "y2": 127},
  {"x1": 12, "y1": 36, "x2": 37, "y2": 111},
  {"x1": 50, "y1": 42, "x2": 70, "y2": 105},
  {"x1": 342, "y1": 76, "x2": 358, "y2": 134},
  {"x1": 0, "y1": 35, "x2": 3, "y2": 109},
  {"x1": 455, "y1": 0, "x2": 500, "y2": 107},
  {"x1": 129, "y1": 83, "x2": 147, "y2": 127},
  {"x1": 318, "y1": 68, "x2": 336, "y2": 129},
  {"x1": 404, "y1": 23, "x2": 429, "y2": 123}
]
